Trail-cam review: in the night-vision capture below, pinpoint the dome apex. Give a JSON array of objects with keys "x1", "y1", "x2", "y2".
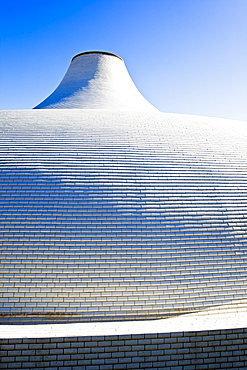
[{"x1": 34, "y1": 51, "x2": 156, "y2": 111}]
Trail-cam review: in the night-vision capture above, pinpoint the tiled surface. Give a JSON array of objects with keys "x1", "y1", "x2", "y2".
[
  {"x1": 0, "y1": 109, "x2": 247, "y2": 323},
  {"x1": 1, "y1": 328, "x2": 247, "y2": 369},
  {"x1": 34, "y1": 53, "x2": 156, "y2": 110}
]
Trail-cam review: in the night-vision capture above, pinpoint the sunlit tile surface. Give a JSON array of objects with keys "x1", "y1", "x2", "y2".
[{"x1": 0, "y1": 109, "x2": 247, "y2": 323}]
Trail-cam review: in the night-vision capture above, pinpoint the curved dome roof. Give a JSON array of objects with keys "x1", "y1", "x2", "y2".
[
  {"x1": 0, "y1": 52, "x2": 247, "y2": 324},
  {"x1": 34, "y1": 51, "x2": 156, "y2": 111}
]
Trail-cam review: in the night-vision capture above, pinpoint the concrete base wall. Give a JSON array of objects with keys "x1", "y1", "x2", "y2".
[{"x1": 1, "y1": 328, "x2": 246, "y2": 370}]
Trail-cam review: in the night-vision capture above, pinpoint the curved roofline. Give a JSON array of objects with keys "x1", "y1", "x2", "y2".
[{"x1": 72, "y1": 51, "x2": 123, "y2": 62}]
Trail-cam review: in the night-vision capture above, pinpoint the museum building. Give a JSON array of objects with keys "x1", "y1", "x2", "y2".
[{"x1": 0, "y1": 52, "x2": 247, "y2": 369}]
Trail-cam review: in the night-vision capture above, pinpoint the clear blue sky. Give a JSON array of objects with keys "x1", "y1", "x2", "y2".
[{"x1": 1, "y1": 0, "x2": 247, "y2": 120}]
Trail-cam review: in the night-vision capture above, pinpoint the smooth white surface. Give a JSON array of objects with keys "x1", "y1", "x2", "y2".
[
  {"x1": 1, "y1": 301, "x2": 247, "y2": 339},
  {"x1": 34, "y1": 53, "x2": 157, "y2": 111}
]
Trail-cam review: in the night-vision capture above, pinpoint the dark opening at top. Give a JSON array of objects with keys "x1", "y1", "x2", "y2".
[{"x1": 72, "y1": 51, "x2": 123, "y2": 62}]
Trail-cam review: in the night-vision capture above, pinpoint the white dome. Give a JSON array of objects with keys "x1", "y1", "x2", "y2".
[
  {"x1": 34, "y1": 51, "x2": 157, "y2": 111},
  {"x1": 0, "y1": 108, "x2": 247, "y2": 324},
  {"x1": 0, "y1": 52, "x2": 247, "y2": 324}
]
